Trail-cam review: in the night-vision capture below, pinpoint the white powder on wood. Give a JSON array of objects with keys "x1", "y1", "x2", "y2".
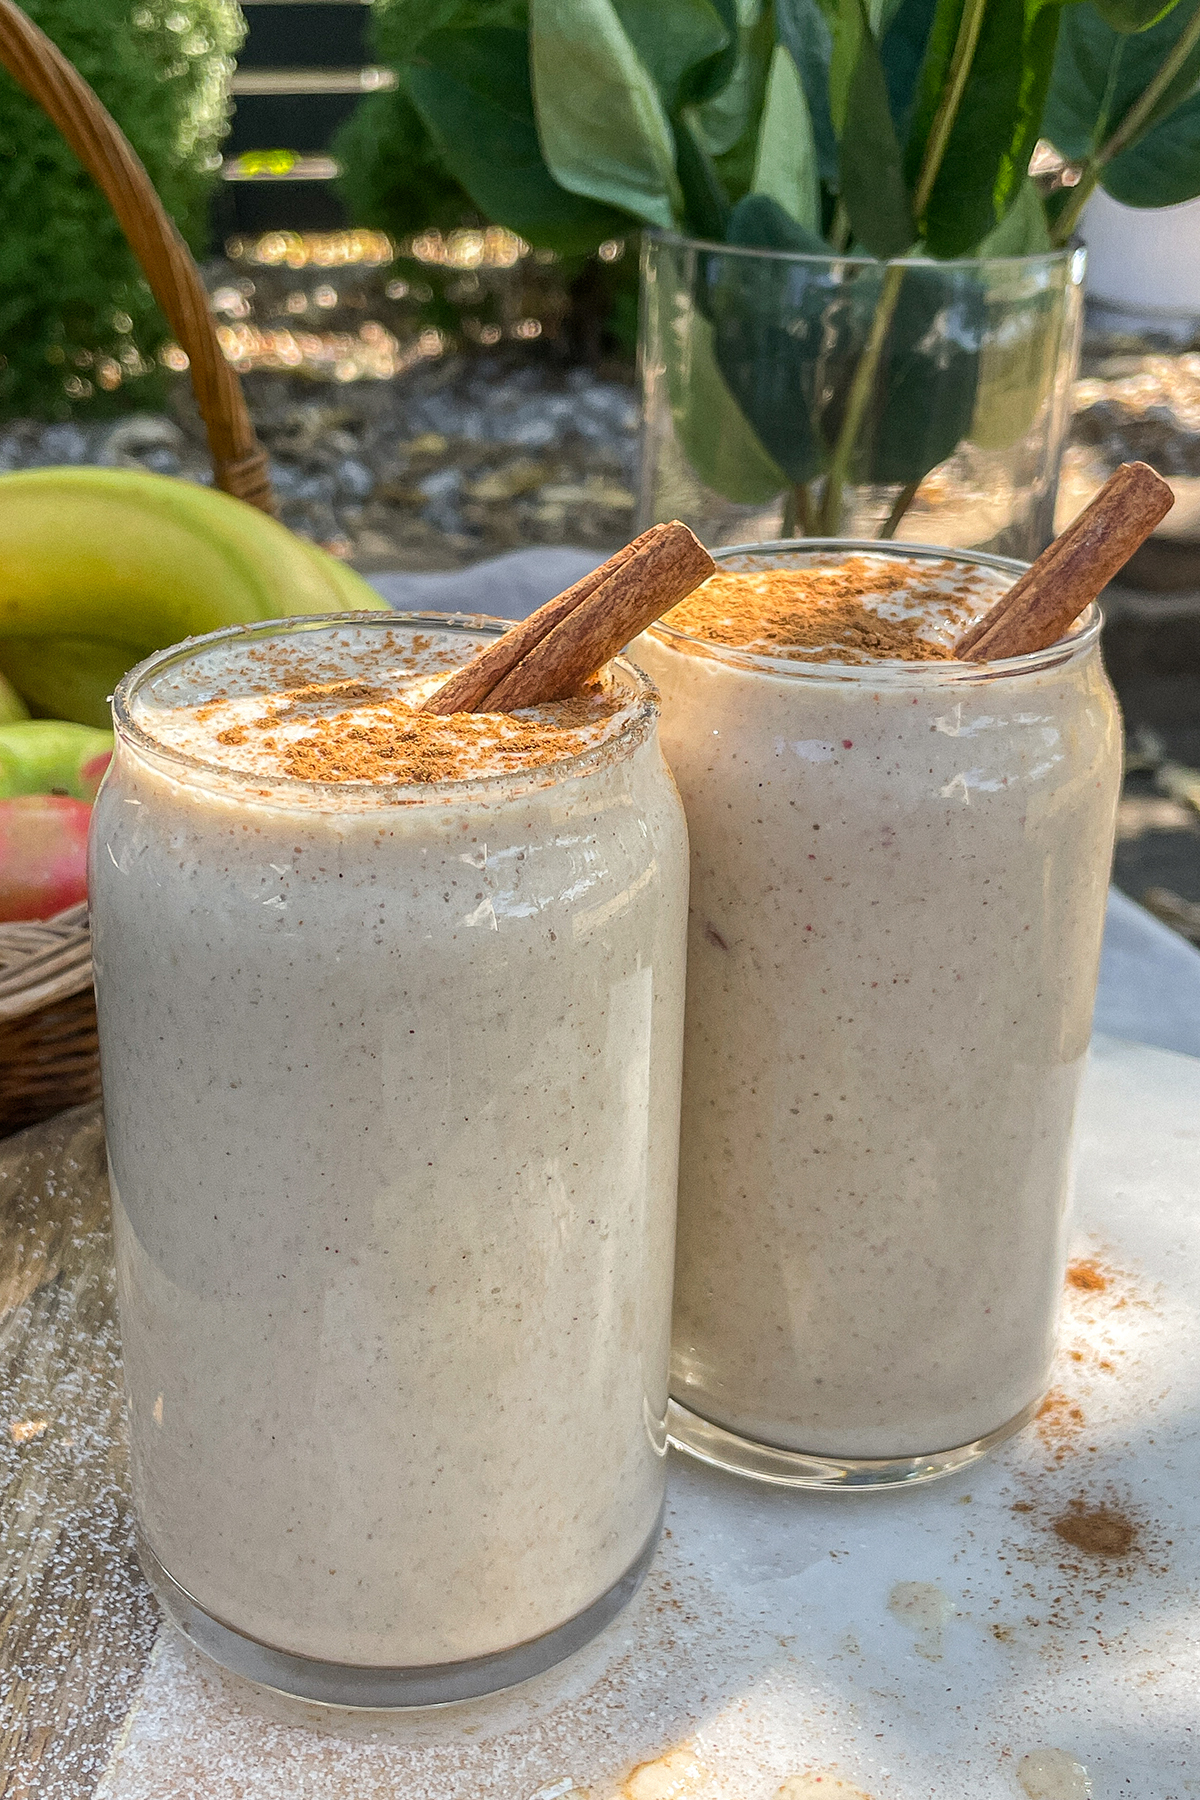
[{"x1": 95, "y1": 1526, "x2": 764, "y2": 1800}]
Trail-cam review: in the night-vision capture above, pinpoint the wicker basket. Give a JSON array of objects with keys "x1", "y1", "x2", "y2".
[
  {"x1": 0, "y1": 0, "x2": 280, "y2": 1129},
  {"x1": 0, "y1": 906, "x2": 98, "y2": 1135}
]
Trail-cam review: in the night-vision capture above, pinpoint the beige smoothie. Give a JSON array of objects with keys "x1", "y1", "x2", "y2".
[
  {"x1": 636, "y1": 548, "x2": 1121, "y2": 1474},
  {"x1": 90, "y1": 614, "x2": 689, "y2": 1699}
]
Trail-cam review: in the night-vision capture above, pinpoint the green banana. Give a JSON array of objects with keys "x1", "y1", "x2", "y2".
[
  {"x1": 294, "y1": 534, "x2": 390, "y2": 612},
  {"x1": 0, "y1": 670, "x2": 29, "y2": 725},
  {"x1": 0, "y1": 638, "x2": 141, "y2": 731},
  {"x1": 0, "y1": 468, "x2": 389, "y2": 726},
  {"x1": 0, "y1": 719, "x2": 113, "y2": 799}
]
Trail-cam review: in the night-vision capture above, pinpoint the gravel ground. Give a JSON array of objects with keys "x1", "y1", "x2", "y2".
[
  {"x1": 6, "y1": 317, "x2": 1200, "y2": 579},
  {"x1": 0, "y1": 347, "x2": 639, "y2": 574},
  {"x1": 1073, "y1": 348, "x2": 1200, "y2": 478}
]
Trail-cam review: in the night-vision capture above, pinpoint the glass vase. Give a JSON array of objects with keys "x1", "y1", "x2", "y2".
[{"x1": 638, "y1": 233, "x2": 1086, "y2": 559}]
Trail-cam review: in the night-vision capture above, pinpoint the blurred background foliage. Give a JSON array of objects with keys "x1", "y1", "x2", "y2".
[
  {"x1": 330, "y1": 0, "x2": 514, "y2": 238},
  {"x1": 0, "y1": 0, "x2": 242, "y2": 418},
  {"x1": 7, "y1": 0, "x2": 1200, "y2": 420},
  {"x1": 331, "y1": 0, "x2": 638, "y2": 359}
]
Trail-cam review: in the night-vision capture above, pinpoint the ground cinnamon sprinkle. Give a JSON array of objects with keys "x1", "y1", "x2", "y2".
[
  {"x1": 1053, "y1": 1500, "x2": 1140, "y2": 1560},
  {"x1": 1066, "y1": 1257, "x2": 1110, "y2": 1293},
  {"x1": 150, "y1": 658, "x2": 626, "y2": 785},
  {"x1": 664, "y1": 556, "x2": 1001, "y2": 662},
  {"x1": 261, "y1": 678, "x2": 393, "y2": 720},
  {"x1": 1036, "y1": 1387, "x2": 1087, "y2": 1463},
  {"x1": 280, "y1": 698, "x2": 613, "y2": 785},
  {"x1": 194, "y1": 673, "x2": 619, "y2": 785}
]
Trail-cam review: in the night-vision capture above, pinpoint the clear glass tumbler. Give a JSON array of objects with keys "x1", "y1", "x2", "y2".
[
  {"x1": 635, "y1": 545, "x2": 1121, "y2": 1489},
  {"x1": 90, "y1": 614, "x2": 689, "y2": 1703},
  {"x1": 638, "y1": 234, "x2": 1086, "y2": 558}
]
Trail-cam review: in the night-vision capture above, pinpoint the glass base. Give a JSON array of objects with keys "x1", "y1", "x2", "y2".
[
  {"x1": 138, "y1": 1505, "x2": 663, "y2": 1709},
  {"x1": 666, "y1": 1396, "x2": 1041, "y2": 1490}
]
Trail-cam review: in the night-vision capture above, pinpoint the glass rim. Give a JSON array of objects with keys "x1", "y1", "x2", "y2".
[
  {"x1": 644, "y1": 226, "x2": 1081, "y2": 274},
  {"x1": 112, "y1": 611, "x2": 660, "y2": 807},
  {"x1": 644, "y1": 539, "x2": 1102, "y2": 684}
]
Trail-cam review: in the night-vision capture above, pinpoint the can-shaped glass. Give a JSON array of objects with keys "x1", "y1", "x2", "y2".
[
  {"x1": 635, "y1": 545, "x2": 1121, "y2": 1489},
  {"x1": 90, "y1": 613, "x2": 689, "y2": 1705}
]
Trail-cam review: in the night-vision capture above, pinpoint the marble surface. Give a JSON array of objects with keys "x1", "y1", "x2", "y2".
[
  {"x1": 367, "y1": 546, "x2": 605, "y2": 620},
  {"x1": 74, "y1": 1032, "x2": 1198, "y2": 1800},
  {"x1": 1095, "y1": 887, "x2": 1200, "y2": 1059}
]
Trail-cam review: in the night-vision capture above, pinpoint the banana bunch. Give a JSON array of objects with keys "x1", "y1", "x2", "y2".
[{"x1": 0, "y1": 468, "x2": 389, "y2": 727}]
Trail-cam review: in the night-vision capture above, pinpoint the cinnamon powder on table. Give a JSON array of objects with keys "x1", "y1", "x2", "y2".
[
  {"x1": 1052, "y1": 1500, "x2": 1140, "y2": 1560},
  {"x1": 1066, "y1": 1257, "x2": 1110, "y2": 1293},
  {"x1": 664, "y1": 556, "x2": 1003, "y2": 663}
]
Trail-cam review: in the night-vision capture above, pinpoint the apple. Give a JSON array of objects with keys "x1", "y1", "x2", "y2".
[
  {"x1": 0, "y1": 720, "x2": 113, "y2": 801},
  {"x1": 78, "y1": 748, "x2": 112, "y2": 800},
  {"x1": 0, "y1": 795, "x2": 91, "y2": 921}
]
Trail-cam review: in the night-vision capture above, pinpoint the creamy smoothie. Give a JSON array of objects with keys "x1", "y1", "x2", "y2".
[
  {"x1": 636, "y1": 547, "x2": 1121, "y2": 1480},
  {"x1": 90, "y1": 614, "x2": 689, "y2": 1700}
]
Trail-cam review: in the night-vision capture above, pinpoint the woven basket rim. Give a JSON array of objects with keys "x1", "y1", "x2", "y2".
[{"x1": 0, "y1": 902, "x2": 92, "y2": 1022}]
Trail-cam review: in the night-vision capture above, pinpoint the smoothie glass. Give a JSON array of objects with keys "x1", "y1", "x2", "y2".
[
  {"x1": 91, "y1": 613, "x2": 689, "y2": 1705},
  {"x1": 635, "y1": 544, "x2": 1121, "y2": 1490}
]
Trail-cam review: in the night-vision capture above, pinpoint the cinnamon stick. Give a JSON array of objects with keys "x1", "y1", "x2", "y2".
[
  {"x1": 424, "y1": 521, "x2": 715, "y2": 714},
  {"x1": 422, "y1": 525, "x2": 669, "y2": 716},
  {"x1": 955, "y1": 462, "x2": 1173, "y2": 662},
  {"x1": 484, "y1": 521, "x2": 714, "y2": 710}
]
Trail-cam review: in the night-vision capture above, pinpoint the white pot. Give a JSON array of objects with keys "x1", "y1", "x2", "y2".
[{"x1": 1083, "y1": 188, "x2": 1200, "y2": 315}]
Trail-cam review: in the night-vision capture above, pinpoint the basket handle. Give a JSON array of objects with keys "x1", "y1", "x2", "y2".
[{"x1": 0, "y1": 0, "x2": 276, "y2": 514}]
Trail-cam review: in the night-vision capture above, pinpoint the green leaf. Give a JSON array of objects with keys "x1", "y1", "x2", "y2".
[
  {"x1": 880, "y1": 0, "x2": 941, "y2": 145},
  {"x1": 663, "y1": 309, "x2": 789, "y2": 502},
  {"x1": 775, "y1": 0, "x2": 840, "y2": 183},
  {"x1": 974, "y1": 173, "x2": 1053, "y2": 252},
  {"x1": 371, "y1": 0, "x2": 527, "y2": 63},
  {"x1": 528, "y1": 0, "x2": 684, "y2": 228},
  {"x1": 1091, "y1": 0, "x2": 1182, "y2": 31},
  {"x1": 750, "y1": 43, "x2": 822, "y2": 230},
  {"x1": 691, "y1": 0, "x2": 774, "y2": 157},
  {"x1": 839, "y1": 0, "x2": 916, "y2": 256},
  {"x1": 674, "y1": 108, "x2": 735, "y2": 236},
  {"x1": 403, "y1": 28, "x2": 629, "y2": 252},
  {"x1": 610, "y1": 0, "x2": 733, "y2": 110},
  {"x1": 919, "y1": 0, "x2": 1028, "y2": 255},
  {"x1": 868, "y1": 266, "x2": 985, "y2": 479},
  {"x1": 829, "y1": 0, "x2": 869, "y2": 133},
  {"x1": 994, "y1": 3, "x2": 1064, "y2": 224},
  {"x1": 1102, "y1": 86, "x2": 1200, "y2": 202},
  {"x1": 1045, "y1": 0, "x2": 1200, "y2": 162},
  {"x1": 726, "y1": 191, "x2": 830, "y2": 250},
  {"x1": 968, "y1": 253, "x2": 1065, "y2": 449},
  {"x1": 902, "y1": 0, "x2": 969, "y2": 191},
  {"x1": 683, "y1": 0, "x2": 743, "y2": 103},
  {"x1": 704, "y1": 243, "x2": 834, "y2": 482},
  {"x1": 701, "y1": 251, "x2": 983, "y2": 489}
]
